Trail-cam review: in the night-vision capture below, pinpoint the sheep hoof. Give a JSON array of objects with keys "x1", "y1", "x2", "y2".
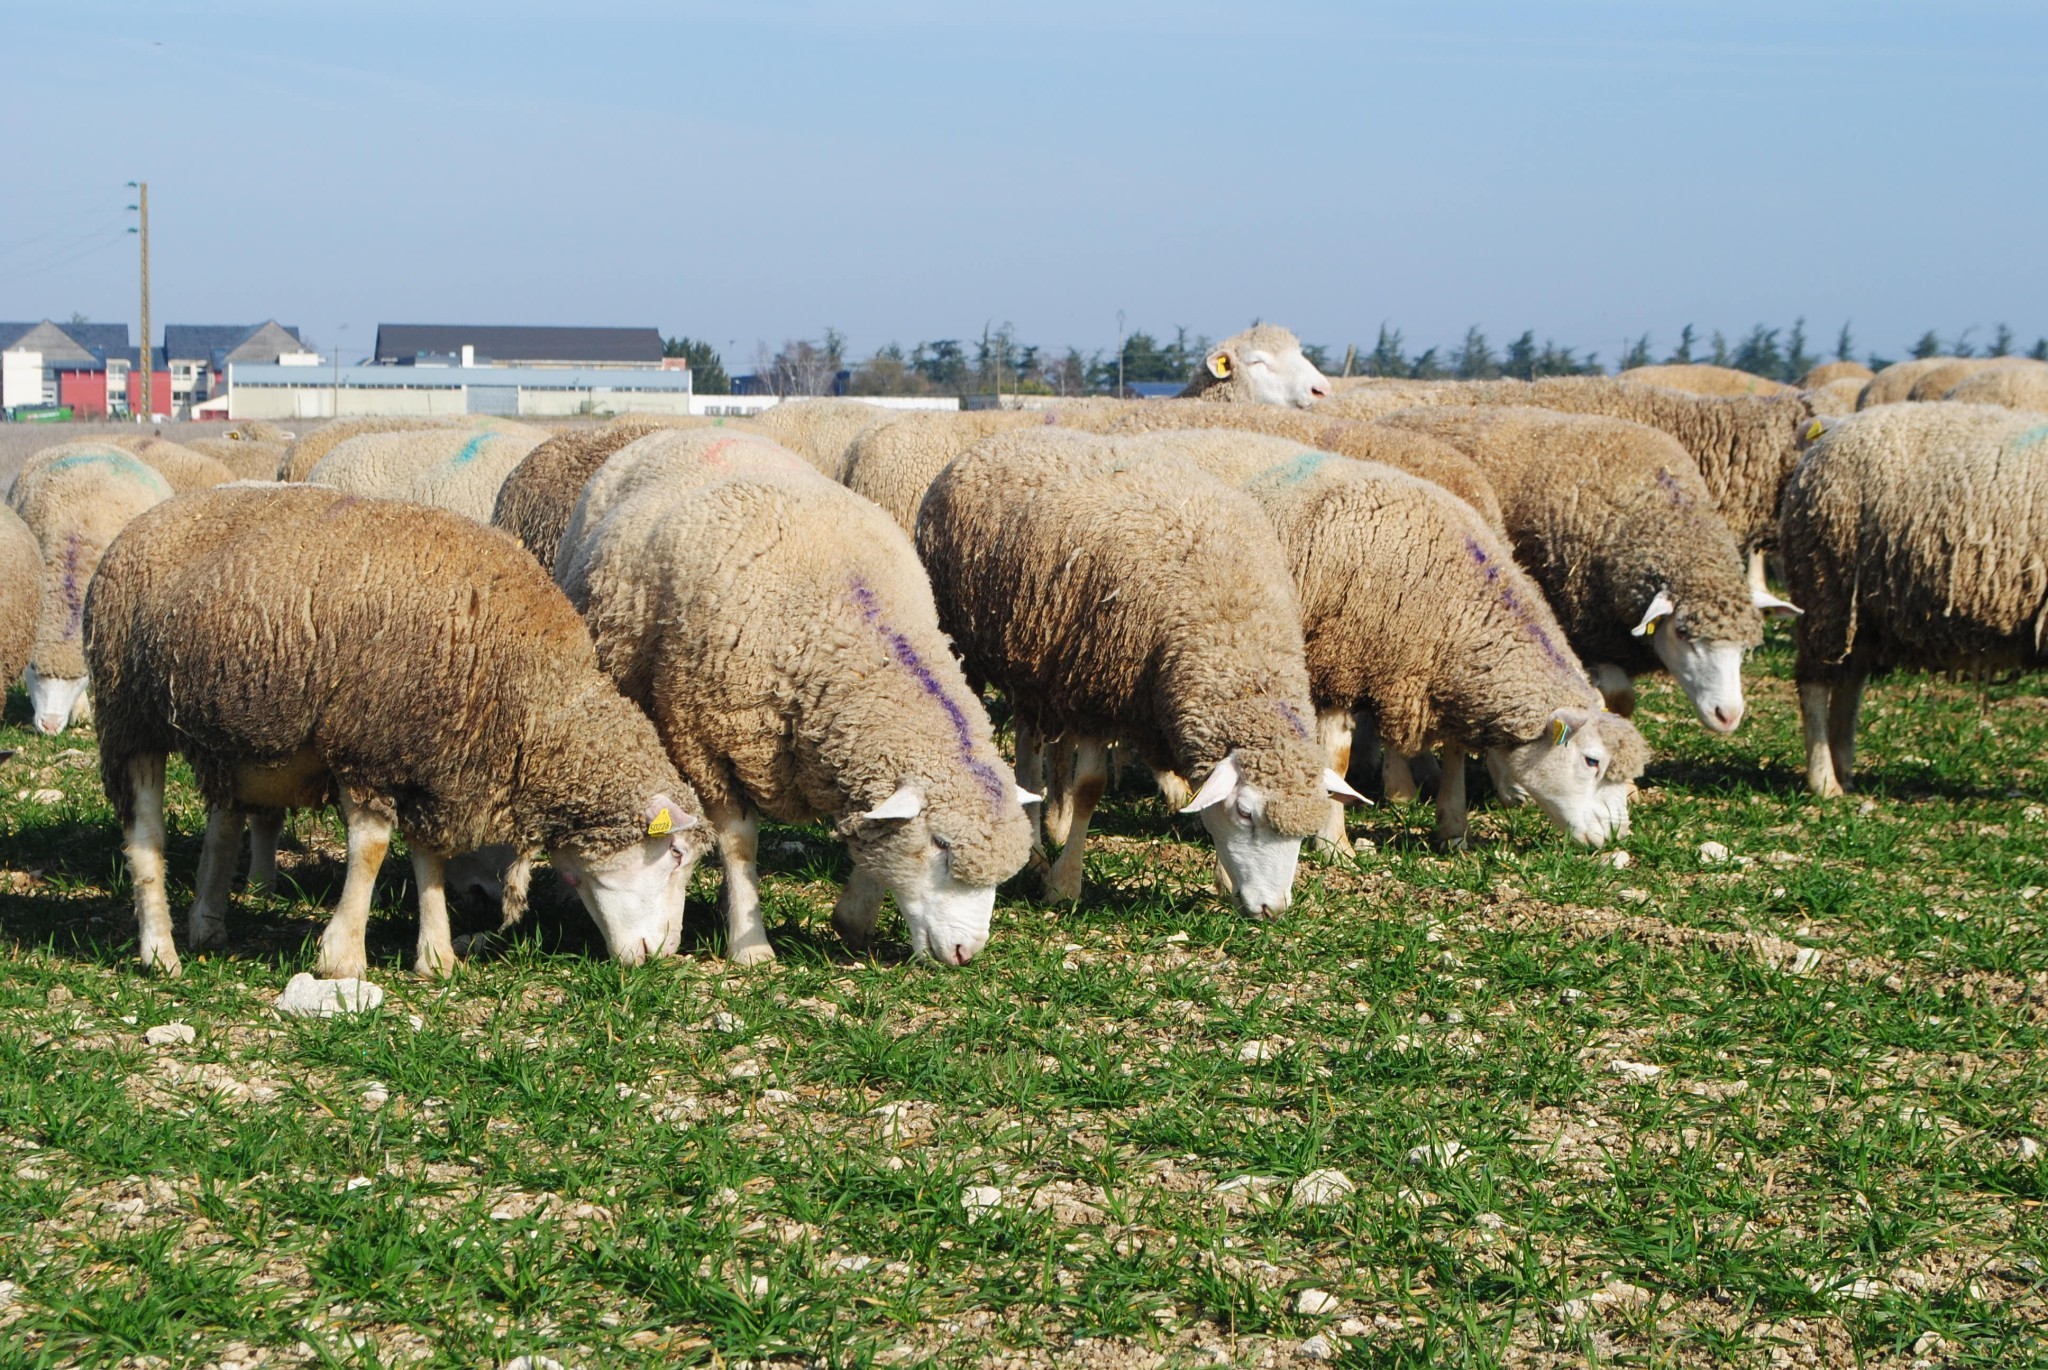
[
  {"x1": 187, "y1": 918, "x2": 228, "y2": 951},
  {"x1": 1432, "y1": 832, "x2": 1470, "y2": 854},
  {"x1": 728, "y1": 942, "x2": 777, "y2": 967},
  {"x1": 315, "y1": 951, "x2": 368, "y2": 981}
]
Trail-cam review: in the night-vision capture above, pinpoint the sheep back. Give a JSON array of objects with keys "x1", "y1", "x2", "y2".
[
  {"x1": 1799, "y1": 360, "x2": 1874, "y2": 389},
  {"x1": 310, "y1": 425, "x2": 546, "y2": 522},
  {"x1": 0, "y1": 504, "x2": 43, "y2": 687},
  {"x1": 839, "y1": 409, "x2": 1046, "y2": 532},
  {"x1": 106, "y1": 436, "x2": 235, "y2": 492},
  {"x1": 748, "y1": 399, "x2": 899, "y2": 475},
  {"x1": 277, "y1": 415, "x2": 468, "y2": 482},
  {"x1": 9, "y1": 448, "x2": 173, "y2": 680},
  {"x1": 1943, "y1": 359, "x2": 2048, "y2": 411},
  {"x1": 1620, "y1": 364, "x2": 1798, "y2": 398},
  {"x1": 493, "y1": 417, "x2": 744, "y2": 569}
]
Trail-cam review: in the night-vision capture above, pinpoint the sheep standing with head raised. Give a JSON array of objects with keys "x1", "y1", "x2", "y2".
[
  {"x1": 1177, "y1": 324, "x2": 1332, "y2": 407},
  {"x1": 1779, "y1": 404, "x2": 2048, "y2": 796},
  {"x1": 86, "y1": 485, "x2": 708, "y2": 979},
  {"x1": 916, "y1": 428, "x2": 1356, "y2": 913},
  {"x1": 557, "y1": 431, "x2": 1033, "y2": 965},
  {"x1": 7, "y1": 446, "x2": 173, "y2": 734}
]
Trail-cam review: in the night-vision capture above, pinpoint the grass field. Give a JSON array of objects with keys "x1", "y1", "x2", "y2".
[{"x1": 0, "y1": 635, "x2": 2044, "y2": 1368}]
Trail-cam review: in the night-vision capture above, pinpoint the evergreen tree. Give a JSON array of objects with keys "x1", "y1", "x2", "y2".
[
  {"x1": 1729, "y1": 325, "x2": 1784, "y2": 380},
  {"x1": 1949, "y1": 328, "x2": 1977, "y2": 358},
  {"x1": 1835, "y1": 322, "x2": 1854, "y2": 362},
  {"x1": 1501, "y1": 331, "x2": 1538, "y2": 380},
  {"x1": 2032, "y1": 338, "x2": 2048, "y2": 362},
  {"x1": 1452, "y1": 327, "x2": 1499, "y2": 380},
  {"x1": 1990, "y1": 324, "x2": 2014, "y2": 357},
  {"x1": 1909, "y1": 331, "x2": 1941, "y2": 359},
  {"x1": 1709, "y1": 331, "x2": 1730, "y2": 367},
  {"x1": 1366, "y1": 325, "x2": 1408, "y2": 378},
  {"x1": 1409, "y1": 346, "x2": 1446, "y2": 380},
  {"x1": 1785, "y1": 318, "x2": 1816, "y2": 382},
  {"x1": 1668, "y1": 324, "x2": 1696, "y2": 364},
  {"x1": 661, "y1": 336, "x2": 730, "y2": 394},
  {"x1": 1619, "y1": 334, "x2": 1652, "y2": 370}
]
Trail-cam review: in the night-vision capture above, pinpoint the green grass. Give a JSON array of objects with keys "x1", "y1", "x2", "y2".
[{"x1": 1, "y1": 636, "x2": 2045, "y2": 1367}]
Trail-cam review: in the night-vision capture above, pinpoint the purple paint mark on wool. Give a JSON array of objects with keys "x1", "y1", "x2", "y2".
[
  {"x1": 1273, "y1": 698, "x2": 1309, "y2": 739},
  {"x1": 1654, "y1": 468, "x2": 1691, "y2": 507},
  {"x1": 1465, "y1": 536, "x2": 1575, "y2": 672},
  {"x1": 58, "y1": 532, "x2": 87, "y2": 640},
  {"x1": 849, "y1": 576, "x2": 1007, "y2": 807}
]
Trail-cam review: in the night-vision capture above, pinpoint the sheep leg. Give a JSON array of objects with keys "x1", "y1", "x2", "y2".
[
  {"x1": 1382, "y1": 750, "x2": 1419, "y2": 803},
  {"x1": 409, "y1": 848, "x2": 457, "y2": 978},
  {"x1": 124, "y1": 753, "x2": 179, "y2": 977},
  {"x1": 1045, "y1": 738, "x2": 1109, "y2": 903},
  {"x1": 1589, "y1": 663, "x2": 1637, "y2": 717},
  {"x1": 1312, "y1": 709, "x2": 1356, "y2": 857},
  {"x1": 1042, "y1": 736, "x2": 1077, "y2": 847},
  {"x1": 1013, "y1": 720, "x2": 1047, "y2": 852},
  {"x1": 1433, "y1": 748, "x2": 1470, "y2": 852},
  {"x1": 1799, "y1": 682, "x2": 1843, "y2": 798},
  {"x1": 1828, "y1": 673, "x2": 1867, "y2": 793},
  {"x1": 497, "y1": 854, "x2": 532, "y2": 928},
  {"x1": 1746, "y1": 549, "x2": 1769, "y2": 598},
  {"x1": 831, "y1": 866, "x2": 886, "y2": 952},
  {"x1": 710, "y1": 802, "x2": 775, "y2": 966},
  {"x1": 246, "y1": 808, "x2": 284, "y2": 896},
  {"x1": 188, "y1": 805, "x2": 246, "y2": 951},
  {"x1": 315, "y1": 792, "x2": 392, "y2": 980}
]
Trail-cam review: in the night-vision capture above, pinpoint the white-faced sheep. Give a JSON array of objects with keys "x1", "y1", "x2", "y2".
[
  {"x1": 557, "y1": 432, "x2": 1032, "y2": 965},
  {"x1": 7, "y1": 446, "x2": 173, "y2": 734},
  {"x1": 1178, "y1": 324, "x2": 1332, "y2": 407},
  {"x1": 915, "y1": 427, "x2": 1358, "y2": 914},
  {"x1": 1376, "y1": 407, "x2": 1782, "y2": 731},
  {"x1": 308, "y1": 425, "x2": 547, "y2": 523},
  {"x1": 1779, "y1": 404, "x2": 2048, "y2": 796},
  {"x1": 1111, "y1": 432, "x2": 1650, "y2": 851},
  {"x1": 85, "y1": 484, "x2": 709, "y2": 978}
]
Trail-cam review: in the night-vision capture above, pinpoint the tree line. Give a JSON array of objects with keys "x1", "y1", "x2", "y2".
[{"x1": 666, "y1": 319, "x2": 2048, "y2": 397}]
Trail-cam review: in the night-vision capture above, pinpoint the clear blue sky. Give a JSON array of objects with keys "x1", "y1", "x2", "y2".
[{"x1": 3, "y1": 1, "x2": 2042, "y2": 369}]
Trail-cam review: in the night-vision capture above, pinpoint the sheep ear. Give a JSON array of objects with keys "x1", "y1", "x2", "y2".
[
  {"x1": 1322, "y1": 768, "x2": 1372, "y2": 806},
  {"x1": 1800, "y1": 416, "x2": 1838, "y2": 443},
  {"x1": 646, "y1": 795, "x2": 698, "y2": 836},
  {"x1": 1549, "y1": 717, "x2": 1574, "y2": 747},
  {"x1": 1179, "y1": 751, "x2": 1242, "y2": 813},
  {"x1": 1752, "y1": 587, "x2": 1803, "y2": 618},
  {"x1": 861, "y1": 785, "x2": 924, "y2": 822},
  {"x1": 1013, "y1": 784, "x2": 1041, "y2": 806},
  {"x1": 1206, "y1": 350, "x2": 1233, "y2": 380},
  {"x1": 1631, "y1": 589, "x2": 1676, "y2": 637}
]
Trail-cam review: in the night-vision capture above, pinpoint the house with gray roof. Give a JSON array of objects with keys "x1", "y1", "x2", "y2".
[
  {"x1": 162, "y1": 320, "x2": 314, "y2": 409},
  {"x1": 373, "y1": 323, "x2": 663, "y2": 369}
]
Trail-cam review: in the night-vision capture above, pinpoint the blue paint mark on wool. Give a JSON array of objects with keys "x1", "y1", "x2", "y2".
[
  {"x1": 451, "y1": 433, "x2": 492, "y2": 466},
  {"x1": 43, "y1": 451, "x2": 143, "y2": 477},
  {"x1": 1465, "y1": 536, "x2": 1575, "y2": 671},
  {"x1": 2012, "y1": 423, "x2": 2048, "y2": 451},
  {"x1": 1257, "y1": 451, "x2": 1329, "y2": 487},
  {"x1": 1273, "y1": 698, "x2": 1309, "y2": 739},
  {"x1": 849, "y1": 576, "x2": 1007, "y2": 808}
]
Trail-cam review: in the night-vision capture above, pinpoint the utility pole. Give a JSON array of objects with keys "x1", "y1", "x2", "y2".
[{"x1": 127, "y1": 182, "x2": 150, "y2": 420}]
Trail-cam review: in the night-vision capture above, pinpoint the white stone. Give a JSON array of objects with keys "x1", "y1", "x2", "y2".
[
  {"x1": 711, "y1": 1011, "x2": 745, "y2": 1033},
  {"x1": 1617, "y1": 888, "x2": 1650, "y2": 906},
  {"x1": 1290, "y1": 1169, "x2": 1355, "y2": 1207},
  {"x1": 1560, "y1": 988, "x2": 1586, "y2": 1002},
  {"x1": 405, "y1": 1014, "x2": 425, "y2": 1032},
  {"x1": 1214, "y1": 1174, "x2": 1278, "y2": 1195},
  {"x1": 344, "y1": 1176, "x2": 372, "y2": 1192},
  {"x1": 1607, "y1": 1059, "x2": 1663, "y2": 1081},
  {"x1": 1603, "y1": 850, "x2": 1632, "y2": 869},
  {"x1": 29, "y1": 788, "x2": 64, "y2": 805},
  {"x1": 275, "y1": 973, "x2": 384, "y2": 1018},
  {"x1": 1295, "y1": 1288, "x2": 1340, "y2": 1315},
  {"x1": 143, "y1": 1022, "x2": 195, "y2": 1046},
  {"x1": 759, "y1": 1089, "x2": 797, "y2": 1105},
  {"x1": 502, "y1": 1359, "x2": 571, "y2": 1370},
  {"x1": 744, "y1": 1274, "x2": 770, "y2": 1301},
  {"x1": 1786, "y1": 947, "x2": 1823, "y2": 976},
  {"x1": 1405, "y1": 1140, "x2": 1469, "y2": 1169},
  {"x1": 1296, "y1": 1334, "x2": 1336, "y2": 1361},
  {"x1": 1237, "y1": 1039, "x2": 1275, "y2": 1064},
  {"x1": 1697, "y1": 840, "x2": 1730, "y2": 864},
  {"x1": 834, "y1": 1254, "x2": 875, "y2": 1273},
  {"x1": 1164, "y1": 931, "x2": 1189, "y2": 943},
  {"x1": 361, "y1": 1084, "x2": 389, "y2": 1110},
  {"x1": 727, "y1": 1060, "x2": 762, "y2": 1080},
  {"x1": 2013, "y1": 1136, "x2": 2043, "y2": 1161},
  {"x1": 961, "y1": 1185, "x2": 1003, "y2": 1222}
]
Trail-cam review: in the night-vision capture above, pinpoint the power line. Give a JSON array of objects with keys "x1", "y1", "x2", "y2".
[{"x1": 0, "y1": 227, "x2": 130, "y2": 287}]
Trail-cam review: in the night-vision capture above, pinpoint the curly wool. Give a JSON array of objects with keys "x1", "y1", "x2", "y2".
[
  {"x1": 183, "y1": 436, "x2": 285, "y2": 481},
  {"x1": 1377, "y1": 406, "x2": 1762, "y2": 671},
  {"x1": 560, "y1": 443, "x2": 1029, "y2": 889},
  {"x1": 104, "y1": 436, "x2": 235, "y2": 492},
  {"x1": 840, "y1": 409, "x2": 1046, "y2": 533},
  {"x1": 1942, "y1": 359, "x2": 2048, "y2": 411},
  {"x1": 916, "y1": 427, "x2": 1330, "y2": 838},
  {"x1": 1805, "y1": 377, "x2": 1867, "y2": 418},
  {"x1": 1619, "y1": 364, "x2": 1797, "y2": 398},
  {"x1": 277, "y1": 415, "x2": 468, "y2": 482},
  {"x1": 492, "y1": 416, "x2": 746, "y2": 569},
  {"x1": 0, "y1": 504, "x2": 42, "y2": 687},
  {"x1": 7, "y1": 447, "x2": 173, "y2": 680},
  {"x1": 309, "y1": 425, "x2": 547, "y2": 523},
  {"x1": 1799, "y1": 361, "x2": 1874, "y2": 389},
  {"x1": 1780, "y1": 404, "x2": 2048, "y2": 685},
  {"x1": 85, "y1": 485, "x2": 700, "y2": 864},
  {"x1": 747, "y1": 399, "x2": 900, "y2": 477}
]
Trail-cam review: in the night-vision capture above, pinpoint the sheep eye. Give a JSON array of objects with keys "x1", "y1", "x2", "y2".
[
  {"x1": 932, "y1": 834, "x2": 954, "y2": 853},
  {"x1": 1584, "y1": 755, "x2": 1602, "y2": 772},
  {"x1": 1233, "y1": 799, "x2": 1257, "y2": 822}
]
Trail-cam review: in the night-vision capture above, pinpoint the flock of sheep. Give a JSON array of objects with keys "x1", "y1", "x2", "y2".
[{"x1": 2, "y1": 322, "x2": 2043, "y2": 982}]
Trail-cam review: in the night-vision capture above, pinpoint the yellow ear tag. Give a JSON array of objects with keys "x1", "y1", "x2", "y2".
[
  {"x1": 646, "y1": 808, "x2": 674, "y2": 836},
  {"x1": 1208, "y1": 353, "x2": 1232, "y2": 379},
  {"x1": 1645, "y1": 618, "x2": 1657, "y2": 637},
  {"x1": 1550, "y1": 718, "x2": 1571, "y2": 747},
  {"x1": 1804, "y1": 419, "x2": 1825, "y2": 441}
]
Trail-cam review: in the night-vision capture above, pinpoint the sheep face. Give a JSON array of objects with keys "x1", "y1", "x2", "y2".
[
  {"x1": 1489, "y1": 709, "x2": 1636, "y2": 848},
  {"x1": 1182, "y1": 753, "x2": 1304, "y2": 917},
  {"x1": 25, "y1": 665, "x2": 88, "y2": 736},
  {"x1": 553, "y1": 798, "x2": 702, "y2": 963},
  {"x1": 1632, "y1": 592, "x2": 1747, "y2": 733},
  {"x1": 1210, "y1": 339, "x2": 1331, "y2": 408},
  {"x1": 842, "y1": 799, "x2": 996, "y2": 967}
]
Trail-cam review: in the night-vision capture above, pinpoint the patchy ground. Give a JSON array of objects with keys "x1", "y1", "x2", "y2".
[{"x1": 0, "y1": 638, "x2": 2043, "y2": 1367}]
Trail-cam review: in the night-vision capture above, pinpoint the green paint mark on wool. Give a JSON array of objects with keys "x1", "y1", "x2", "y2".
[
  {"x1": 1251, "y1": 450, "x2": 1330, "y2": 488},
  {"x1": 2011, "y1": 423, "x2": 2048, "y2": 451},
  {"x1": 42, "y1": 451, "x2": 151, "y2": 479},
  {"x1": 451, "y1": 433, "x2": 493, "y2": 466}
]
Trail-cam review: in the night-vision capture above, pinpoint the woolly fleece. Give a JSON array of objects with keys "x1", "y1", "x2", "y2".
[
  {"x1": 309, "y1": 425, "x2": 547, "y2": 523},
  {"x1": 8, "y1": 447, "x2": 173, "y2": 680},
  {"x1": 748, "y1": 399, "x2": 900, "y2": 476},
  {"x1": 1619, "y1": 364, "x2": 1797, "y2": 398}
]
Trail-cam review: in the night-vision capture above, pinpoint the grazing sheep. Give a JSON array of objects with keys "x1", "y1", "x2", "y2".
[
  {"x1": 1178, "y1": 324, "x2": 1331, "y2": 406},
  {"x1": 1800, "y1": 360, "x2": 1874, "y2": 389},
  {"x1": 309, "y1": 425, "x2": 547, "y2": 523},
  {"x1": 85, "y1": 484, "x2": 709, "y2": 978},
  {"x1": 1859, "y1": 356, "x2": 2000, "y2": 408},
  {"x1": 1376, "y1": 407, "x2": 1778, "y2": 732},
  {"x1": 916, "y1": 427, "x2": 1355, "y2": 913},
  {"x1": 102, "y1": 436, "x2": 235, "y2": 493},
  {"x1": 1620, "y1": 364, "x2": 1797, "y2": 398},
  {"x1": 838, "y1": 409, "x2": 1046, "y2": 533},
  {"x1": 1779, "y1": 404, "x2": 2048, "y2": 797},
  {"x1": 276, "y1": 415, "x2": 469, "y2": 482},
  {"x1": 748, "y1": 399, "x2": 899, "y2": 476},
  {"x1": 1943, "y1": 358, "x2": 2048, "y2": 411},
  {"x1": 1904, "y1": 357, "x2": 2003, "y2": 402},
  {"x1": 0, "y1": 505, "x2": 43, "y2": 691},
  {"x1": 558, "y1": 437, "x2": 1032, "y2": 965},
  {"x1": 1805, "y1": 377, "x2": 1867, "y2": 417},
  {"x1": 491, "y1": 416, "x2": 746, "y2": 569},
  {"x1": 184, "y1": 434, "x2": 287, "y2": 481},
  {"x1": 1108, "y1": 431, "x2": 1648, "y2": 849},
  {"x1": 7, "y1": 447, "x2": 173, "y2": 734}
]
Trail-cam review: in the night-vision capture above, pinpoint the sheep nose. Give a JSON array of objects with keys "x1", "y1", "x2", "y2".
[
  {"x1": 951, "y1": 943, "x2": 971, "y2": 966},
  {"x1": 1711, "y1": 704, "x2": 1743, "y2": 731},
  {"x1": 33, "y1": 715, "x2": 63, "y2": 736}
]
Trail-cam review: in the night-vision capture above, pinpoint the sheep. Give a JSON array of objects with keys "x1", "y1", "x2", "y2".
[
  {"x1": 1904, "y1": 357, "x2": 2003, "y2": 402},
  {"x1": 747, "y1": 398, "x2": 900, "y2": 476},
  {"x1": 277, "y1": 415, "x2": 470, "y2": 482},
  {"x1": 1942, "y1": 358, "x2": 2048, "y2": 411},
  {"x1": 557, "y1": 434, "x2": 1032, "y2": 965},
  {"x1": 1177, "y1": 324, "x2": 1331, "y2": 406},
  {"x1": 0, "y1": 504, "x2": 43, "y2": 693},
  {"x1": 838, "y1": 409, "x2": 1046, "y2": 533},
  {"x1": 6, "y1": 446, "x2": 173, "y2": 734},
  {"x1": 1375, "y1": 406, "x2": 1779, "y2": 731},
  {"x1": 1858, "y1": 356, "x2": 2000, "y2": 407},
  {"x1": 1619, "y1": 364, "x2": 1797, "y2": 398},
  {"x1": 1805, "y1": 376, "x2": 1868, "y2": 418},
  {"x1": 1779, "y1": 403, "x2": 2048, "y2": 797},
  {"x1": 85, "y1": 483, "x2": 710, "y2": 978},
  {"x1": 308, "y1": 425, "x2": 547, "y2": 523},
  {"x1": 101, "y1": 436, "x2": 235, "y2": 492},
  {"x1": 915, "y1": 427, "x2": 1357, "y2": 914},
  {"x1": 184, "y1": 434, "x2": 287, "y2": 481},
  {"x1": 1800, "y1": 360, "x2": 1874, "y2": 389},
  {"x1": 1144, "y1": 438, "x2": 1649, "y2": 851},
  {"x1": 491, "y1": 416, "x2": 751, "y2": 569}
]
